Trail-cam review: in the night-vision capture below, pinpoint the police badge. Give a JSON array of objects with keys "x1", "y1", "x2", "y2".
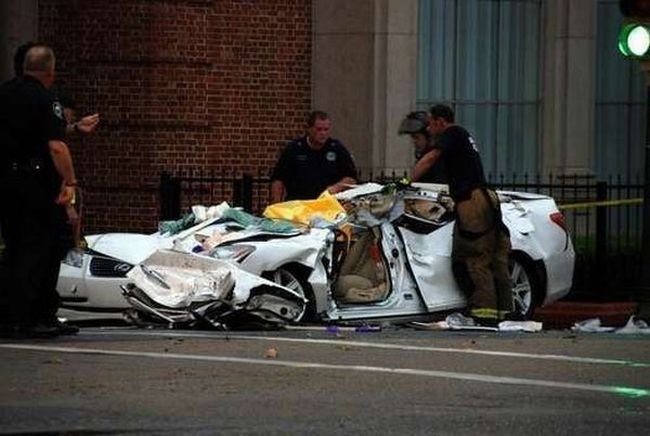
[{"x1": 52, "y1": 101, "x2": 64, "y2": 120}]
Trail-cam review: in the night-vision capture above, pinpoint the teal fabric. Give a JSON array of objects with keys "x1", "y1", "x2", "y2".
[
  {"x1": 222, "y1": 208, "x2": 297, "y2": 233},
  {"x1": 158, "y1": 213, "x2": 196, "y2": 235}
]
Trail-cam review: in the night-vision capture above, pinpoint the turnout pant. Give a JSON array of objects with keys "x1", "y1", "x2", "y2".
[{"x1": 452, "y1": 188, "x2": 512, "y2": 317}]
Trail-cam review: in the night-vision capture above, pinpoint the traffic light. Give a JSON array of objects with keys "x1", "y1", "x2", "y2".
[
  {"x1": 618, "y1": 0, "x2": 650, "y2": 58},
  {"x1": 618, "y1": 23, "x2": 650, "y2": 58}
]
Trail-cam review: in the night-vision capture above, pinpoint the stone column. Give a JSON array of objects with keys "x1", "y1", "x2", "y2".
[
  {"x1": 312, "y1": 0, "x2": 418, "y2": 174},
  {"x1": 0, "y1": 0, "x2": 38, "y2": 81},
  {"x1": 541, "y1": 0, "x2": 597, "y2": 175}
]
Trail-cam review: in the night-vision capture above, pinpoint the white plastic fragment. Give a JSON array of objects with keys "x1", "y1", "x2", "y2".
[
  {"x1": 614, "y1": 316, "x2": 650, "y2": 334},
  {"x1": 497, "y1": 320, "x2": 543, "y2": 332},
  {"x1": 571, "y1": 316, "x2": 650, "y2": 334},
  {"x1": 571, "y1": 318, "x2": 618, "y2": 333}
]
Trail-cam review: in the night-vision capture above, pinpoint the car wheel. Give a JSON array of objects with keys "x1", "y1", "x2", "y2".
[
  {"x1": 264, "y1": 265, "x2": 316, "y2": 322},
  {"x1": 509, "y1": 255, "x2": 541, "y2": 319}
]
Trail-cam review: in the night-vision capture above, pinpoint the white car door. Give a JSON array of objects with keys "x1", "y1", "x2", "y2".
[
  {"x1": 391, "y1": 190, "x2": 467, "y2": 312},
  {"x1": 396, "y1": 221, "x2": 467, "y2": 312}
]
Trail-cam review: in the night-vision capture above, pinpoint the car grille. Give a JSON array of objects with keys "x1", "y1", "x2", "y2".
[{"x1": 89, "y1": 256, "x2": 134, "y2": 277}]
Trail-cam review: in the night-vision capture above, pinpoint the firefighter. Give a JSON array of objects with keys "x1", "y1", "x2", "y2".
[{"x1": 412, "y1": 104, "x2": 513, "y2": 325}]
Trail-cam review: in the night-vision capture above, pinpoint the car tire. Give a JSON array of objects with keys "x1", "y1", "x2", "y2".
[
  {"x1": 263, "y1": 264, "x2": 316, "y2": 323},
  {"x1": 509, "y1": 254, "x2": 542, "y2": 320}
]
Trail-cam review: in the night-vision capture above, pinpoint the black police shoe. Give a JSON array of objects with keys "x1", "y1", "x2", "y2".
[
  {"x1": 1, "y1": 323, "x2": 60, "y2": 339},
  {"x1": 48, "y1": 319, "x2": 80, "y2": 335},
  {"x1": 28, "y1": 323, "x2": 62, "y2": 337}
]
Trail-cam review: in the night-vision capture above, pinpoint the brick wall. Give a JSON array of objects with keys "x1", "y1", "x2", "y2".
[{"x1": 38, "y1": 0, "x2": 312, "y2": 233}]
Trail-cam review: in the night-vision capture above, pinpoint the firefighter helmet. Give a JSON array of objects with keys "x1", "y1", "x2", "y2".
[{"x1": 398, "y1": 111, "x2": 429, "y2": 135}]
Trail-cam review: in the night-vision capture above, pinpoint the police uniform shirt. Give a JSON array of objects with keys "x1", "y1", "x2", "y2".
[
  {"x1": 0, "y1": 75, "x2": 67, "y2": 199},
  {"x1": 433, "y1": 125, "x2": 487, "y2": 201},
  {"x1": 271, "y1": 136, "x2": 357, "y2": 200}
]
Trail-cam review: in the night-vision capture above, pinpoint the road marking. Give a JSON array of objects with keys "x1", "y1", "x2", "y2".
[
  {"x1": 80, "y1": 329, "x2": 650, "y2": 368},
  {"x1": 0, "y1": 343, "x2": 647, "y2": 398}
]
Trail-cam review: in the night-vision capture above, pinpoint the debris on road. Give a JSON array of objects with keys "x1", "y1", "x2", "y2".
[
  {"x1": 572, "y1": 316, "x2": 650, "y2": 334},
  {"x1": 408, "y1": 313, "x2": 543, "y2": 332}
]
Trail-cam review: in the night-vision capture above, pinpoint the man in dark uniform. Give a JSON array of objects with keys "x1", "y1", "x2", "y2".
[
  {"x1": 0, "y1": 45, "x2": 78, "y2": 337},
  {"x1": 412, "y1": 104, "x2": 513, "y2": 326},
  {"x1": 270, "y1": 110, "x2": 357, "y2": 203},
  {"x1": 398, "y1": 110, "x2": 447, "y2": 184}
]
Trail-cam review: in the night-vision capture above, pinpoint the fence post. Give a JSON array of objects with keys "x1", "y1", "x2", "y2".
[
  {"x1": 595, "y1": 181, "x2": 608, "y2": 294},
  {"x1": 232, "y1": 176, "x2": 242, "y2": 208},
  {"x1": 160, "y1": 171, "x2": 181, "y2": 220},
  {"x1": 242, "y1": 173, "x2": 253, "y2": 212},
  {"x1": 232, "y1": 174, "x2": 254, "y2": 212}
]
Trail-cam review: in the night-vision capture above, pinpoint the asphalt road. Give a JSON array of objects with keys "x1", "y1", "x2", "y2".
[{"x1": 1, "y1": 315, "x2": 649, "y2": 435}]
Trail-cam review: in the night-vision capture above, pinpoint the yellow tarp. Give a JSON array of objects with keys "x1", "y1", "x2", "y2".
[{"x1": 263, "y1": 191, "x2": 346, "y2": 226}]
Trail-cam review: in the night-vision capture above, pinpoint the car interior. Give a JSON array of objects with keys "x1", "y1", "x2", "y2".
[{"x1": 333, "y1": 227, "x2": 390, "y2": 304}]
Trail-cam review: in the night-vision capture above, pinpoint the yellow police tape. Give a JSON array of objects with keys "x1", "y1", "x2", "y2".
[{"x1": 558, "y1": 198, "x2": 643, "y2": 211}]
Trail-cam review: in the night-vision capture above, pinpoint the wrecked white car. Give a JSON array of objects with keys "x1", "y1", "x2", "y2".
[
  {"x1": 121, "y1": 250, "x2": 307, "y2": 328},
  {"x1": 57, "y1": 183, "x2": 575, "y2": 326}
]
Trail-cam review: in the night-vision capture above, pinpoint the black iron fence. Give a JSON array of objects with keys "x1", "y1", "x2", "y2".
[{"x1": 160, "y1": 169, "x2": 646, "y2": 299}]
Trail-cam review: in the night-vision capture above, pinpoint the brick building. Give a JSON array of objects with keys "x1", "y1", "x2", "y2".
[{"x1": 35, "y1": 0, "x2": 311, "y2": 232}]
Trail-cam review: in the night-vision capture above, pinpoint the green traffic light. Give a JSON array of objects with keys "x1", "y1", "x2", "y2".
[{"x1": 618, "y1": 23, "x2": 650, "y2": 58}]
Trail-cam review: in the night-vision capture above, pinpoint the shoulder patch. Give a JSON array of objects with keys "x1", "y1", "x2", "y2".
[
  {"x1": 469, "y1": 136, "x2": 479, "y2": 152},
  {"x1": 52, "y1": 101, "x2": 64, "y2": 120}
]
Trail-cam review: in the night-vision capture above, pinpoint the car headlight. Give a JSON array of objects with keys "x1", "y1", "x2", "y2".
[
  {"x1": 209, "y1": 244, "x2": 256, "y2": 263},
  {"x1": 62, "y1": 249, "x2": 86, "y2": 268}
]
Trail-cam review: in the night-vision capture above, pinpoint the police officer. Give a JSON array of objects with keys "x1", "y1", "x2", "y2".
[
  {"x1": 270, "y1": 110, "x2": 357, "y2": 203},
  {"x1": 0, "y1": 45, "x2": 78, "y2": 337},
  {"x1": 412, "y1": 104, "x2": 513, "y2": 326},
  {"x1": 398, "y1": 110, "x2": 447, "y2": 184}
]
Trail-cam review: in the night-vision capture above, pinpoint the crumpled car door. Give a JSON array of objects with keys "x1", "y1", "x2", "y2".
[{"x1": 394, "y1": 194, "x2": 466, "y2": 311}]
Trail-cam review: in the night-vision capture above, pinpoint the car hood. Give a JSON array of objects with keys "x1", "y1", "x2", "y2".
[
  {"x1": 86, "y1": 233, "x2": 173, "y2": 265},
  {"x1": 85, "y1": 224, "x2": 305, "y2": 267}
]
